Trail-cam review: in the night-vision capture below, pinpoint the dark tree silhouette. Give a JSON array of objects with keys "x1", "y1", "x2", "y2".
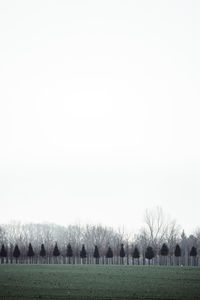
[
  {"x1": 174, "y1": 244, "x2": 181, "y2": 257},
  {"x1": 66, "y1": 243, "x2": 73, "y2": 264},
  {"x1": 174, "y1": 244, "x2": 181, "y2": 265},
  {"x1": 160, "y1": 243, "x2": 169, "y2": 256},
  {"x1": 80, "y1": 244, "x2": 87, "y2": 264},
  {"x1": 160, "y1": 243, "x2": 169, "y2": 265},
  {"x1": 93, "y1": 245, "x2": 100, "y2": 264},
  {"x1": 53, "y1": 243, "x2": 60, "y2": 263},
  {"x1": 106, "y1": 247, "x2": 113, "y2": 258},
  {"x1": 13, "y1": 245, "x2": 20, "y2": 263},
  {"x1": 190, "y1": 246, "x2": 197, "y2": 257},
  {"x1": 132, "y1": 246, "x2": 140, "y2": 265},
  {"x1": 0, "y1": 244, "x2": 7, "y2": 264},
  {"x1": 119, "y1": 244, "x2": 125, "y2": 265},
  {"x1": 27, "y1": 243, "x2": 35, "y2": 263},
  {"x1": 190, "y1": 246, "x2": 197, "y2": 266},
  {"x1": 40, "y1": 244, "x2": 46, "y2": 258},
  {"x1": 106, "y1": 246, "x2": 113, "y2": 264},
  {"x1": 53, "y1": 243, "x2": 60, "y2": 256},
  {"x1": 145, "y1": 246, "x2": 155, "y2": 265}
]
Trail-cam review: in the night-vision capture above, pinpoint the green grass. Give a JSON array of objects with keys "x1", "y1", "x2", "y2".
[{"x1": 0, "y1": 265, "x2": 200, "y2": 300}]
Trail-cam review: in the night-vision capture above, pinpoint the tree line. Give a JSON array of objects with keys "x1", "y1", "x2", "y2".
[
  {"x1": 0, "y1": 241, "x2": 198, "y2": 266},
  {"x1": 0, "y1": 207, "x2": 200, "y2": 267}
]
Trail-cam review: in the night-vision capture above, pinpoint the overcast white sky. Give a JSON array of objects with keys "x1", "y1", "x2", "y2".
[{"x1": 0, "y1": 0, "x2": 200, "y2": 235}]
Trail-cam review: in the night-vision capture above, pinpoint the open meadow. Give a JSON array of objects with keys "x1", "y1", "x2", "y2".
[{"x1": 0, "y1": 265, "x2": 200, "y2": 300}]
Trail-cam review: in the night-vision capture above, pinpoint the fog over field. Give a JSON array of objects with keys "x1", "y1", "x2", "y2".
[{"x1": 0, "y1": 1, "x2": 200, "y2": 234}]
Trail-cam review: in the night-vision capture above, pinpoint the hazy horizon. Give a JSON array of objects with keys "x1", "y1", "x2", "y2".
[{"x1": 0, "y1": 1, "x2": 200, "y2": 236}]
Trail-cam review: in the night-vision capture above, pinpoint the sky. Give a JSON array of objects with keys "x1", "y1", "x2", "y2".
[{"x1": 0, "y1": 0, "x2": 200, "y2": 235}]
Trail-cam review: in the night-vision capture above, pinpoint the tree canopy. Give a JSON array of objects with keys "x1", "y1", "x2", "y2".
[
  {"x1": 27, "y1": 243, "x2": 35, "y2": 257},
  {"x1": 53, "y1": 243, "x2": 60, "y2": 257},
  {"x1": 13, "y1": 245, "x2": 20, "y2": 258},
  {"x1": 66, "y1": 243, "x2": 73, "y2": 257},
  {"x1": 80, "y1": 244, "x2": 87, "y2": 259},
  {"x1": 174, "y1": 244, "x2": 181, "y2": 257},
  {"x1": 106, "y1": 247, "x2": 113, "y2": 258},
  {"x1": 160, "y1": 243, "x2": 169, "y2": 256},
  {"x1": 40, "y1": 244, "x2": 46, "y2": 257},
  {"x1": 120, "y1": 244, "x2": 125, "y2": 258},
  {"x1": 190, "y1": 246, "x2": 197, "y2": 257},
  {"x1": 145, "y1": 246, "x2": 154, "y2": 260},
  {"x1": 132, "y1": 247, "x2": 140, "y2": 259},
  {"x1": 93, "y1": 245, "x2": 100, "y2": 259},
  {"x1": 0, "y1": 244, "x2": 7, "y2": 257}
]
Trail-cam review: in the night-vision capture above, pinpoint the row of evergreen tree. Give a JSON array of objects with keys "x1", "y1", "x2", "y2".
[{"x1": 0, "y1": 243, "x2": 198, "y2": 265}]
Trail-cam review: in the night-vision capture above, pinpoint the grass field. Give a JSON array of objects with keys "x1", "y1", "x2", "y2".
[{"x1": 0, "y1": 265, "x2": 200, "y2": 300}]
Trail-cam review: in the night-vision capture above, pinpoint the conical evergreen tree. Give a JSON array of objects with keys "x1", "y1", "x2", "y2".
[
  {"x1": 0, "y1": 244, "x2": 7, "y2": 258},
  {"x1": 80, "y1": 244, "x2": 87, "y2": 264},
  {"x1": 93, "y1": 245, "x2": 100, "y2": 264},
  {"x1": 132, "y1": 246, "x2": 140, "y2": 265},
  {"x1": 40, "y1": 244, "x2": 46, "y2": 257},
  {"x1": 145, "y1": 246, "x2": 155, "y2": 265},
  {"x1": 190, "y1": 246, "x2": 197, "y2": 257},
  {"x1": 133, "y1": 247, "x2": 140, "y2": 259},
  {"x1": 0, "y1": 244, "x2": 7, "y2": 264},
  {"x1": 53, "y1": 243, "x2": 60, "y2": 257},
  {"x1": 160, "y1": 243, "x2": 169, "y2": 256},
  {"x1": 13, "y1": 245, "x2": 20, "y2": 263},
  {"x1": 174, "y1": 244, "x2": 181, "y2": 257},
  {"x1": 174, "y1": 244, "x2": 181, "y2": 266},
  {"x1": 106, "y1": 247, "x2": 113, "y2": 258},
  {"x1": 27, "y1": 243, "x2": 34, "y2": 263},
  {"x1": 120, "y1": 244, "x2": 125, "y2": 258},
  {"x1": 80, "y1": 244, "x2": 87, "y2": 259},
  {"x1": 66, "y1": 243, "x2": 73, "y2": 264},
  {"x1": 119, "y1": 243, "x2": 125, "y2": 264},
  {"x1": 190, "y1": 246, "x2": 197, "y2": 266},
  {"x1": 27, "y1": 243, "x2": 35, "y2": 257},
  {"x1": 160, "y1": 243, "x2": 169, "y2": 265}
]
